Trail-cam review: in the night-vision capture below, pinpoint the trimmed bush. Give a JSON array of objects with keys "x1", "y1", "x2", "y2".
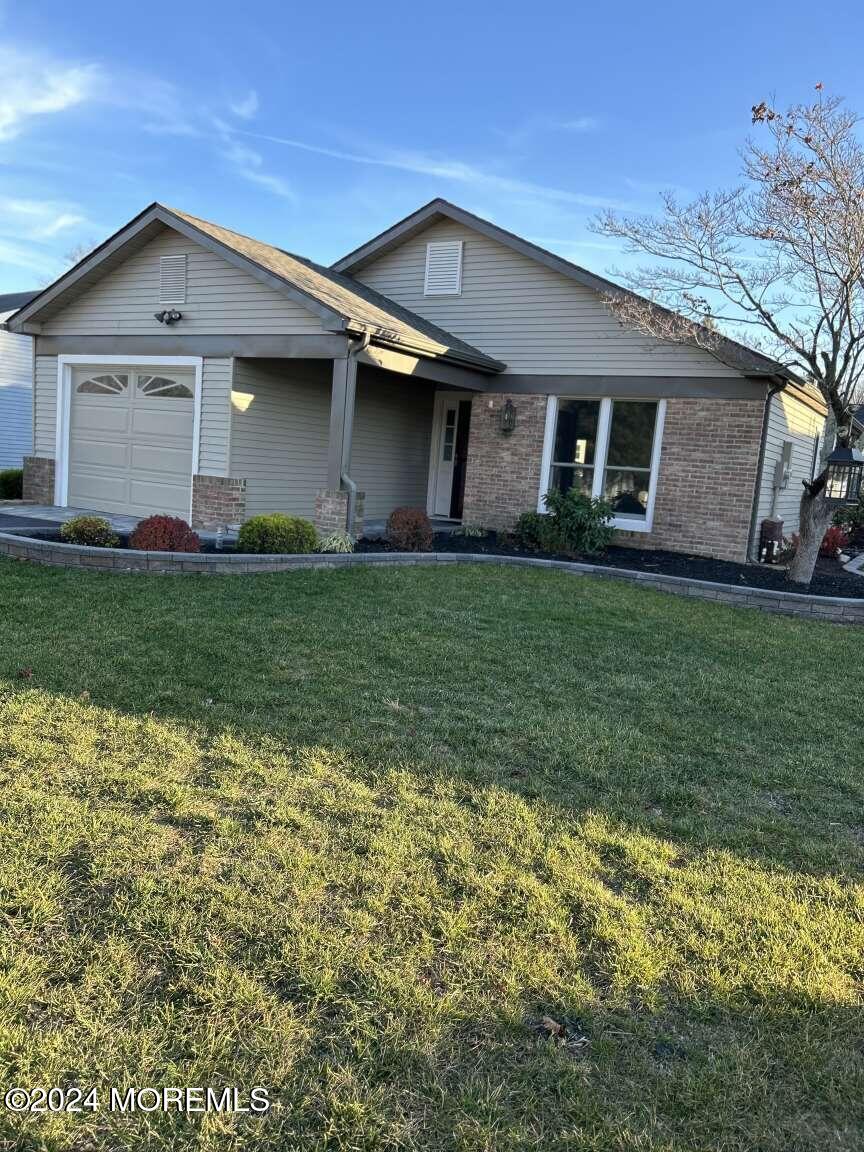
[
  {"x1": 60, "y1": 516, "x2": 119, "y2": 548},
  {"x1": 129, "y1": 515, "x2": 200, "y2": 553},
  {"x1": 513, "y1": 510, "x2": 555, "y2": 552},
  {"x1": 318, "y1": 532, "x2": 354, "y2": 554},
  {"x1": 0, "y1": 468, "x2": 23, "y2": 499},
  {"x1": 238, "y1": 513, "x2": 317, "y2": 555},
  {"x1": 820, "y1": 525, "x2": 849, "y2": 558},
  {"x1": 386, "y1": 507, "x2": 433, "y2": 552}
]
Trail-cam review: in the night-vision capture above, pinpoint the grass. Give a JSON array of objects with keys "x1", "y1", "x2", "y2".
[{"x1": 0, "y1": 557, "x2": 862, "y2": 1151}]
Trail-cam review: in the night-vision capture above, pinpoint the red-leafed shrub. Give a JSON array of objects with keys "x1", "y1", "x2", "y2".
[
  {"x1": 386, "y1": 507, "x2": 433, "y2": 552},
  {"x1": 129, "y1": 515, "x2": 201, "y2": 553},
  {"x1": 819, "y1": 525, "x2": 849, "y2": 558}
]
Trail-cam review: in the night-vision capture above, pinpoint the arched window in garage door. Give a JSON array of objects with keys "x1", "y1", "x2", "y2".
[
  {"x1": 76, "y1": 373, "x2": 129, "y2": 395},
  {"x1": 137, "y1": 374, "x2": 194, "y2": 399}
]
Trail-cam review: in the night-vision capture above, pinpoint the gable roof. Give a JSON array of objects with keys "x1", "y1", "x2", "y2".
[
  {"x1": 333, "y1": 198, "x2": 789, "y2": 381},
  {"x1": 0, "y1": 290, "x2": 39, "y2": 316},
  {"x1": 7, "y1": 204, "x2": 503, "y2": 372}
]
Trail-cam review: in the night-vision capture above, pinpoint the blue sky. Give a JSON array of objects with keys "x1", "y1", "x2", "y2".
[{"x1": 1, "y1": 0, "x2": 863, "y2": 292}]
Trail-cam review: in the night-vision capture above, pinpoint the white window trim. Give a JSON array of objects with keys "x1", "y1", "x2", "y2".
[
  {"x1": 537, "y1": 396, "x2": 667, "y2": 534},
  {"x1": 54, "y1": 355, "x2": 203, "y2": 523}
]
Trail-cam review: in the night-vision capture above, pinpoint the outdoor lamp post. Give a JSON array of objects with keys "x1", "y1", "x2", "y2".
[{"x1": 824, "y1": 444, "x2": 864, "y2": 504}]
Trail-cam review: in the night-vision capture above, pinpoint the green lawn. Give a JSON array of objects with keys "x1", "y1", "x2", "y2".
[{"x1": 0, "y1": 558, "x2": 862, "y2": 1151}]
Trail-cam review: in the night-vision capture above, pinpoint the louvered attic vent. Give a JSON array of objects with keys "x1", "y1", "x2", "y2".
[
  {"x1": 160, "y1": 254, "x2": 187, "y2": 304},
  {"x1": 424, "y1": 240, "x2": 463, "y2": 295}
]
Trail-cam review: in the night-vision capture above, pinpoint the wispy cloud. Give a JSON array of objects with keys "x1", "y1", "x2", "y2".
[
  {"x1": 0, "y1": 197, "x2": 86, "y2": 239},
  {"x1": 498, "y1": 113, "x2": 601, "y2": 148},
  {"x1": 0, "y1": 237, "x2": 63, "y2": 279},
  {"x1": 229, "y1": 90, "x2": 259, "y2": 120},
  {"x1": 233, "y1": 128, "x2": 626, "y2": 209},
  {"x1": 0, "y1": 46, "x2": 100, "y2": 141},
  {"x1": 213, "y1": 119, "x2": 294, "y2": 199}
]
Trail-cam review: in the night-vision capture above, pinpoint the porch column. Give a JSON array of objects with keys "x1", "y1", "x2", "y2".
[{"x1": 316, "y1": 354, "x2": 364, "y2": 537}]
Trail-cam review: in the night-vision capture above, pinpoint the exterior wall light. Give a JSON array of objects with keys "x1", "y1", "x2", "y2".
[
  {"x1": 154, "y1": 309, "x2": 183, "y2": 325},
  {"x1": 500, "y1": 399, "x2": 517, "y2": 435},
  {"x1": 824, "y1": 444, "x2": 864, "y2": 504}
]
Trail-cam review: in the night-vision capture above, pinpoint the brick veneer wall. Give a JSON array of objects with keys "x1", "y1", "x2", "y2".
[
  {"x1": 461, "y1": 393, "x2": 766, "y2": 562},
  {"x1": 191, "y1": 475, "x2": 247, "y2": 530},
  {"x1": 461, "y1": 394, "x2": 548, "y2": 529},
  {"x1": 22, "y1": 456, "x2": 55, "y2": 504},
  {"x1": 615, "y1": 397, "x2": 766, "y2": 562},
  {"x1": 314, "y1": 489, "x2": 365, "y2": 537}
]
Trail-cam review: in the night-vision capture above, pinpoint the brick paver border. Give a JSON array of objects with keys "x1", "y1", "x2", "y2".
[{"x1": 1, "y1": 529, "x2": 862, "y2": 624}]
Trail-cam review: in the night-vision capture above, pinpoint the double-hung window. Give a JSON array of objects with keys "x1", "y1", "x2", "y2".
[{"x1": 540, "y1": 397, "x2": 666, "y2": 530}]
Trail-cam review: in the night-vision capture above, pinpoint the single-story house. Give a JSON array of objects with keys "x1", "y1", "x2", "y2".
[
  {"x1": 5, "y1": 200, "x2": 826, "y2": 560},
  {"x1": 0, "y1": 291, "x2": 38, "y2": 470}
]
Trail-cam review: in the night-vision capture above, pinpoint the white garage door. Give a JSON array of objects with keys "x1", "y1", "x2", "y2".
[{"x1": 68, "y1": 367, "x2": 195, "y2": 519}]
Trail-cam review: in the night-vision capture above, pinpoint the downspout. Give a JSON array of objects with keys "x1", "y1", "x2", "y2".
[
  {"x1": 341, "y1": 327, "x2": 372, "y2": 535},
  {"x1": 747, "y1": 378, "x2": 786, "y2": 560}
]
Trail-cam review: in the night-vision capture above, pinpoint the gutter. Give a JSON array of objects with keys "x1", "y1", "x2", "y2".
[{"x1": 746, "y1": 377, "x2": 786, "y2": 560}]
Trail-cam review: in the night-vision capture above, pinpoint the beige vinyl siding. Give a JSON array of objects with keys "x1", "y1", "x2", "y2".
[
  {"x1": 40, "y1": 228, "x2": 328, "y2": 337},
  {"x1": 0, "y1": 321, "x2": 33, "y2": 466},
  {"x1": 351, "y1": 367, "x2": 434, "y2": 519},
  {"x1": 198, "y1": 357, "x2": 234, "y2": 475},
  {"x1": 356, "y1": 219, "x2": 743, "y2": 377},
  {"x1": 754, "y1": 389, "x2": 824, "y2": 537},
  {"x1": 230, "y1": 359, "x2": 331, "y2": 518},
  {"x1": 230, "y1": 359, "x2": 435, "y2": 523},
  {"x1": 34, "y1": 355, "x2": 57, "y2": 456}
]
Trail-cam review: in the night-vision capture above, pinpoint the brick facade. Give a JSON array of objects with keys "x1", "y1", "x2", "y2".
[
  {"x1": 460, "y1": 393, "x2": 765, "y2": 562},
  {"x1": 22, "y1": 456, "x2": 55, "y2": 504},
  {"x1": 313, "y1": 489, "x2": 365, "y2": 537},
  {"x1": 616, "y1": 397, "x2": 765, "y2": 562},
  {"x1": 191, "y1": 474, "x2": 247, "y2": 530},
  {"x1": 461, "y1": 394, "x2": 548, "y2": 529}
]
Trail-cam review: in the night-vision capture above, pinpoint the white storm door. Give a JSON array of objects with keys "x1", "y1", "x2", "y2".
[{"x1": 431, "y1": 393, "x2": 462, "y2": 517}]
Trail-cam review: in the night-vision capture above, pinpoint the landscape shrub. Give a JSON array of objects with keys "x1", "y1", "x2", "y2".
[
  {"x1": 834, "y1": 497, "x2": 864, "y2": 544},
  {"x1": 238, "y1": 513, "x2": 317, "y2": 554},
  {"x1": 820, "y1": 525, "x2": 849, "y2": 558},
  {"x1": 513, "y1": 510, "x2": 557, "y2": 552},
  {"x1": 129, "y1": 515, "x2": 200, "y2": 553},
  {"x1": 386, "y1": 507, "x2": 433, "y2": 552},
  {"x1": 318, "y1": 531, "x2": 354, "y2": 554},
  {"x1": 519, "y1": 489, "x2": 616, "y2": 556},
  {"x1": 0, "y1": 468, "x2": 23, "y2": 499},
  {"x1": 60, "y1": 516, "x2": 119, "y2": 548}
]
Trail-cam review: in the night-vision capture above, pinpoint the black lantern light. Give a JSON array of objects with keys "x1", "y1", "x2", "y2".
[
  {"x1": 824, "y1": 444, "x2": 864, "y2": 504},
  {"x1": 500, "y1": 399, "x2": 517, "y2": 435}
]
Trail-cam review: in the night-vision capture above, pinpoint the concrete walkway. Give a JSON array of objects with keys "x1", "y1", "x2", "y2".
[{"x1": 0, "y1": 504, "x2": 229, "y2": 541}]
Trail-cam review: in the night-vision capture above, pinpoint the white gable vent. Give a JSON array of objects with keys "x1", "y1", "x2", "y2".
[
  {"x1": 160, "y1": 254, "x2": 187, "y2": 304},
  {"x1": 424, "y1": 240, "x2": 463, "y2": 296}
]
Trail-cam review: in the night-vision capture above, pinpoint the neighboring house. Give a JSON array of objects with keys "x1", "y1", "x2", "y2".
[
  {"x1": 6, "y1": 200, "x2": 826, "y2": 561},
  {"x1": 0, "y1": 291, "x2": 38, "y2": 469}
]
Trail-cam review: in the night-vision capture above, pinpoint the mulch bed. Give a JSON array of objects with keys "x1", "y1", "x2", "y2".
[
  {"x1": 356, "y1": 532, "x2": 864, "y2": 600},
  {"x1": 5, "y1": 525, "x2": 863, "y2": 599}
]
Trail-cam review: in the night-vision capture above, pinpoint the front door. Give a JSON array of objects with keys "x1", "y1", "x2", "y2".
[{"x1": 430, "y1": 393, "x2": 473, "y2": 518}]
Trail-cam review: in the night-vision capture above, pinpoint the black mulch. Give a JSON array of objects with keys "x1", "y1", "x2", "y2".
[
  {"x1": 4, "y1": 522, "x2": 862, "y2": 600},
  {"x1": 355, "y1": 532, "x2": 864, "y2": 600}
]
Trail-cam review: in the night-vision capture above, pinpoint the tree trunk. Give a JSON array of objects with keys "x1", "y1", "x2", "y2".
[{"x1": 786, "y1": 486, "x2": 833, "y2": 584}]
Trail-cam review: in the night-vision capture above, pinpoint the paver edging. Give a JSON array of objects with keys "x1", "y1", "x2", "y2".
[{"x1": 0, "y1": 530, "x2": 861, "y2": 623}]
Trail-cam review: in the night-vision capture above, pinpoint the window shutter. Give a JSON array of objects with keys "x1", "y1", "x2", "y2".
[
  {"x1": 160, "y1": 254, "x2": 187, "y2": 304},
  {"x1": 424, "y1": 240, "x2": 463, "y2": 295}
]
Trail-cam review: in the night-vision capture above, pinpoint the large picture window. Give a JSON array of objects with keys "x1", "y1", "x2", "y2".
[{"x1": 541, "y1": 397, "x2": 665, "y2": 530}]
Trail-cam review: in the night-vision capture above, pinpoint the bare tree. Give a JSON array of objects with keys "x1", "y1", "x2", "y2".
[{"x1": 594, "y1": 88, "x2": 864, "y2": 584}]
